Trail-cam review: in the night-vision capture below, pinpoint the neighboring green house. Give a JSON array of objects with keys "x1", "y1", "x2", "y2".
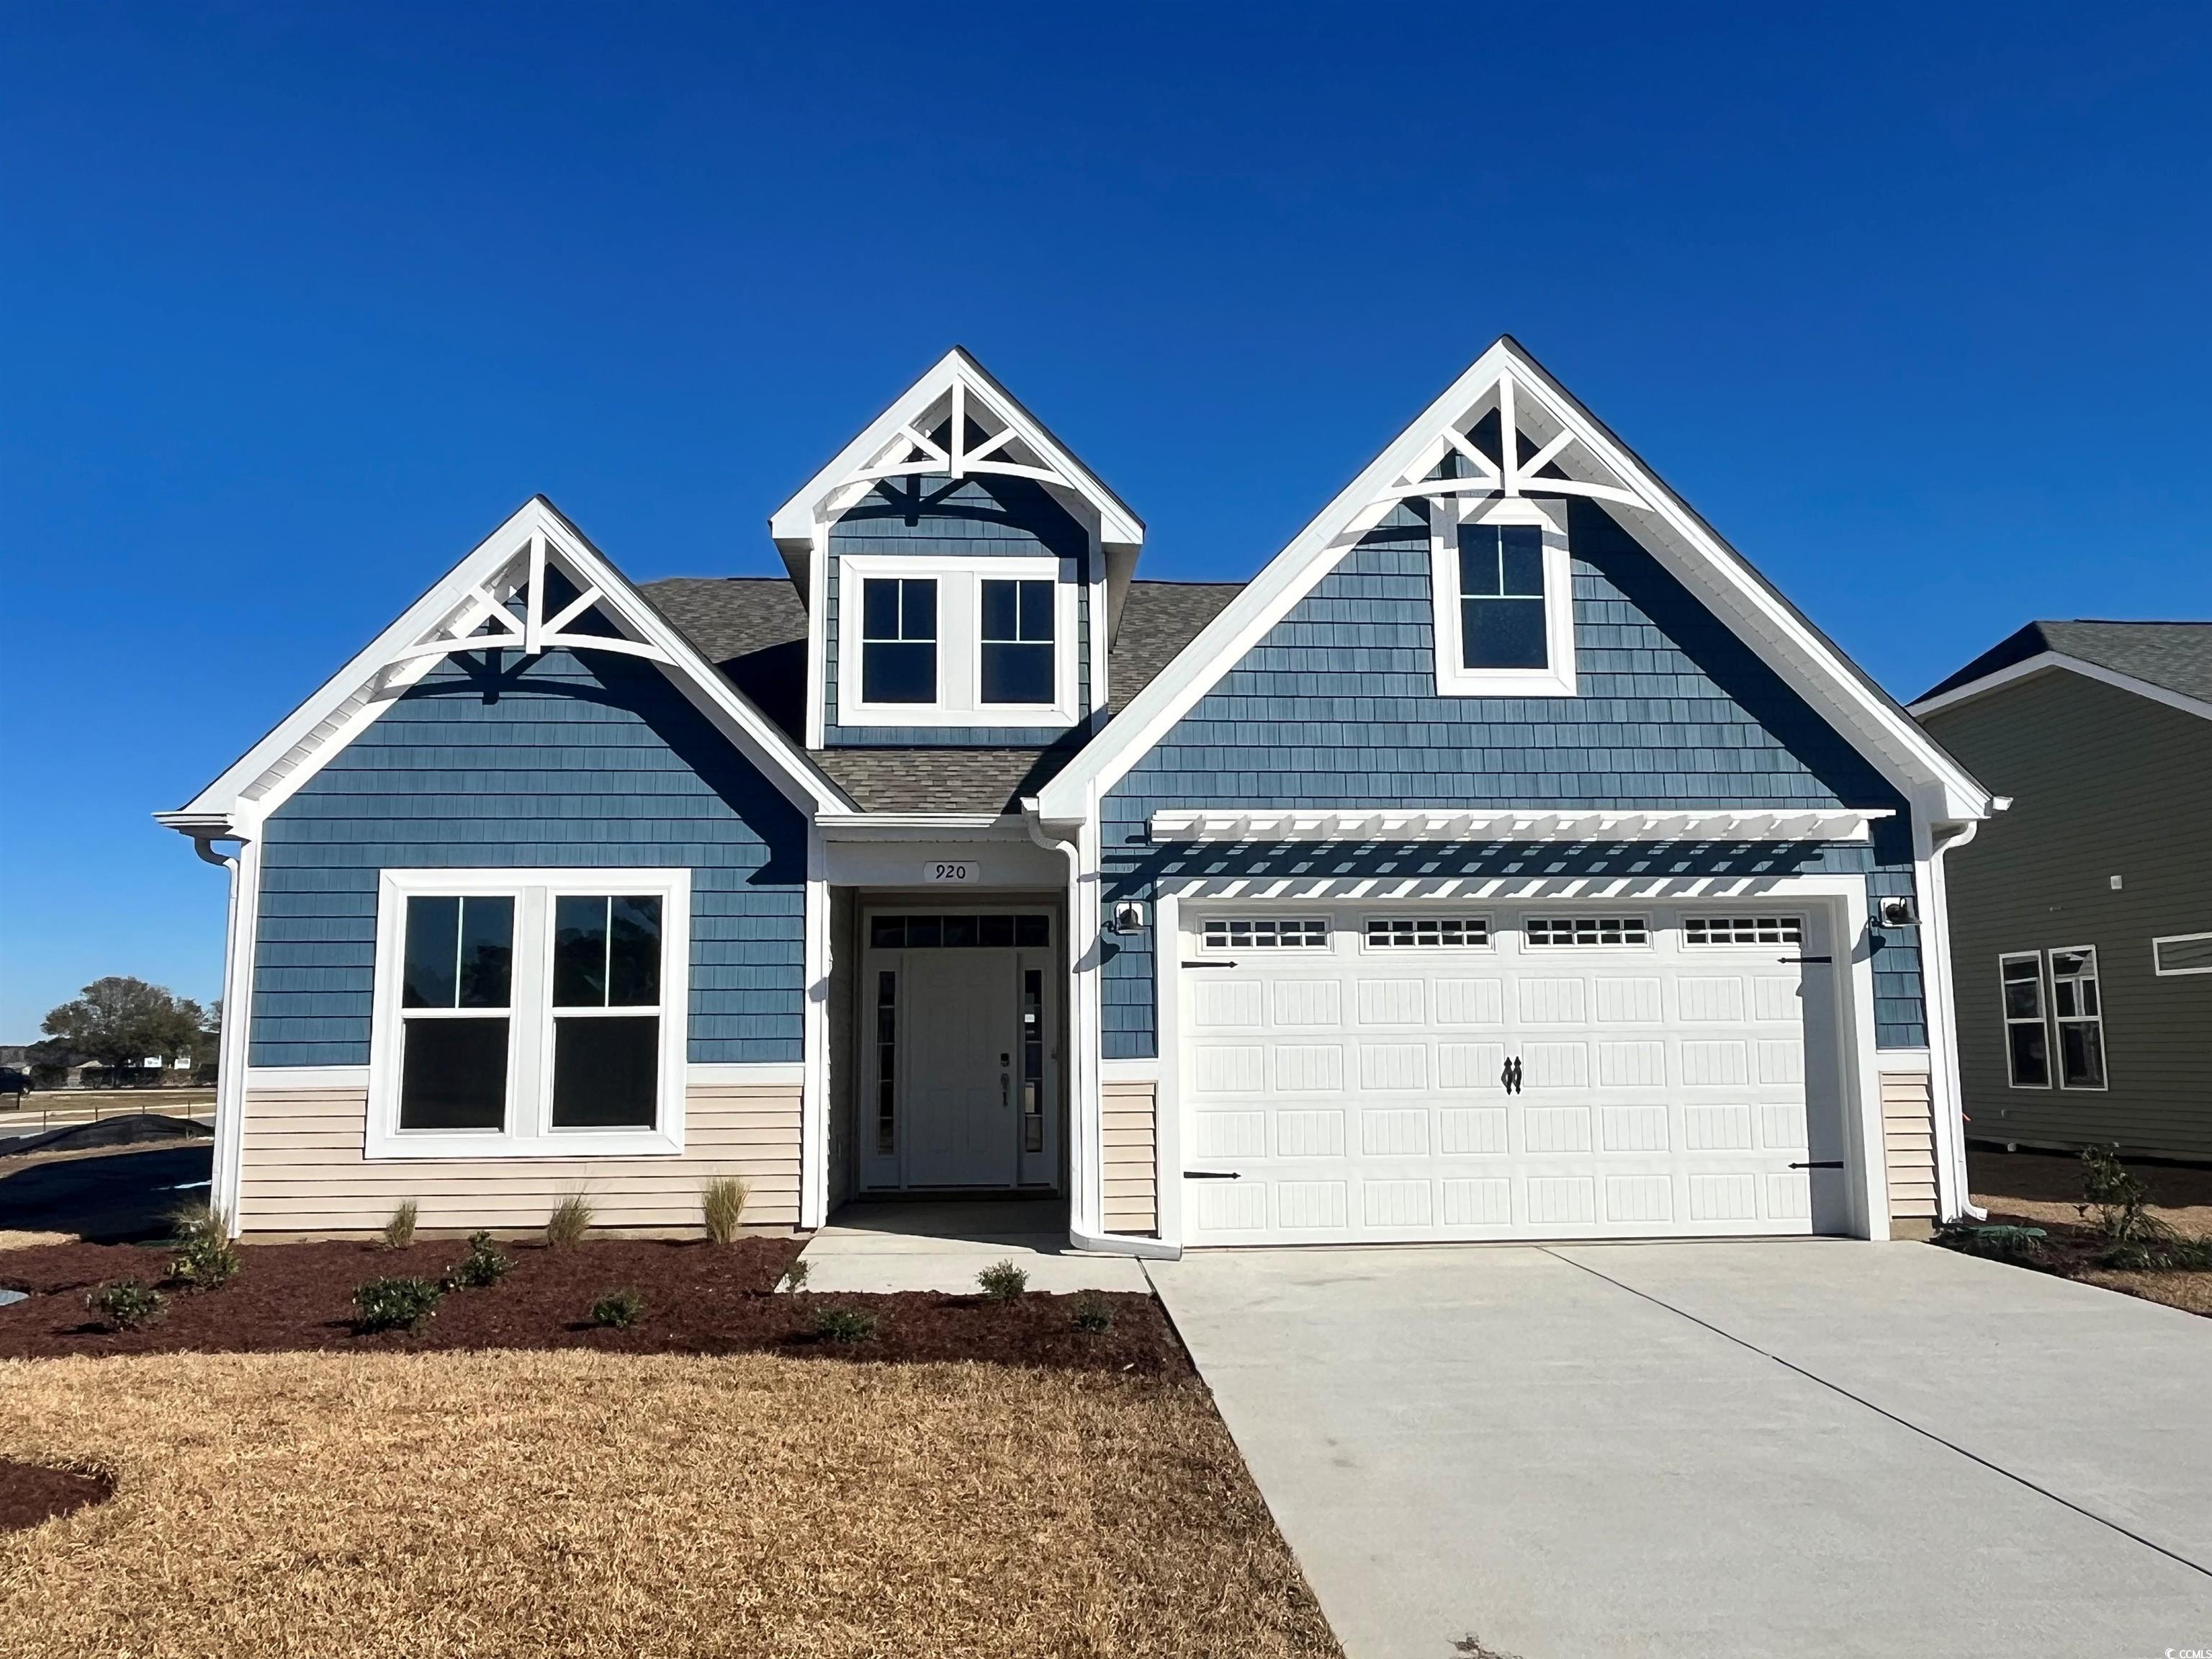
[{"x1": 1912, "y1": 622, "x2": 2212, "y2": 1162}]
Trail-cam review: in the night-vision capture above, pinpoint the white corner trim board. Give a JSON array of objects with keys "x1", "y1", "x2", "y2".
[{"x1": 1148, "y1": 807, "x2": 1892, "y2": 845}]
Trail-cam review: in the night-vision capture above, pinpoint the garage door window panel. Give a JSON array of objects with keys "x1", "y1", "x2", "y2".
[
  {"x1": 1364, "y1": 917, "x2": 1491, "y2": 950},
  {"x1": 1524, "y1": 917, "x2": 1650, "y2": 948}
]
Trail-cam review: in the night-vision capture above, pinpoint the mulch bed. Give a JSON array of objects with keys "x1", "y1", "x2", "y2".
[
  {"x1": 1938, "y1": 1207, "x2": 2212, "y2": 1318},
  {"x1": 0, "y1": 1237, "x2": 1188, "y2": 1374},
  {"x1": 0, "y1": 1459, "x2": 113, "y2": 1533}
]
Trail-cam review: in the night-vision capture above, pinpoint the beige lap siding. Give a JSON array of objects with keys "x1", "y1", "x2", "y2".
[
  {"x1": 1101, "y1": 1079, "x2": 1158, "y2": 1236},
  {"x1": 235, "y1": 1082, "x2": 803, "y2": 1236},
  {"x1": 1880, "y1": 1071, "x2": 1939, "y2": 1237}
]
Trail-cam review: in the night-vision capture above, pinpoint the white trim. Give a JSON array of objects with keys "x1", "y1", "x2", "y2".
[
  {"x1": 1099, "y1": 1056, "x2": 1161, "y2": 1083},
  {"x1": 2153, "y1": 931, "x2": 2212, "y2": 977},
  {"x1": 1148, "y1": 806, "x2": 1890, "y2": 845},
  {"x1": 164, "y1": 498, "x2": 848, "y2": 837},
  {"x1": 243, "y1": 1064, "x2": 373, "y2": 1091},
  {"x1": 770, "y1": 347, "x2": 1143, "y2": 559},
  {"x1": 211, "y1": 837, "x2": 260, "y2": 1234},
  {"x1": 1910, "y1": 651, "x2": 2212, "y2": 724},
  {"x1": 688, "y1": 1062, "x2": 806, "y2": 1087},
  {"x1": 1430, "y1": 496, "x2": 1578, "y2": 698},
  {"x1": 1038, "y1": 338, "x2": 1990, "y2": 825},
  {"x1": 365, "y1": 868, "x2": 692, "y2": 1160},
  {"x1": 801, "y1": 827, "x2": 830, "y2": 1227},
  {"x1": 1874, "y1": 1048, "x2": 1933, "y2": 1074},
  {"x1": 834, "y1": 553, "x2": 1079, "y2": 729},
  {"x1": 1916, "y1": 819, "x2": 1979, "y2": 1222}
]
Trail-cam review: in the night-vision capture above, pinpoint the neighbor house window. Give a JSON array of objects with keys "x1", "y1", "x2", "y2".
[
  {"x1": 1430, "y1": 499, "x2": 1577, "y2": 698},
  {"x1": 2152, "y1": 932, "x2": 2212, "y2": 977},
  {"x1": 2049, "y1": 946, "x2": 2107, "y2": 1089},
  {"x1": 981, "y1": 578, "x2": 1056, "y2": 705},
  {"x1": 860, "y1": 577, "x2": 938, "y2": 703},
  {"x1": 371, "y1": 871, "x2": 689, "y2": 1159},
  {"x1": 1999, "y1": 953, "x2": 2050, "y2": 1089}
]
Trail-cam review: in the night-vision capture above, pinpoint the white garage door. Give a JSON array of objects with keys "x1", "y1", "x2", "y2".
[{"x1": 1177, "y1": 904, "x2": 1851, "y2": 1244}]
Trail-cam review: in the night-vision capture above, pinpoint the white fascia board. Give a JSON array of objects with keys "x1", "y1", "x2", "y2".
[
  {"x1": 768, "y1": 347, "x2": 1145, "y2": 554},
  {"x1": 163, "y1": 496, "x2": 850, "y2": 837},
  {"x1": 1909, "y1": 652, "x2": 2212, "y2": 724},
  {"x1": 1039, "y1": 338, "x2": 1992, "y2": 825}
]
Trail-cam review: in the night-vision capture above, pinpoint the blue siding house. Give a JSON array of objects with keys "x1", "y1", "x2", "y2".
[{"x1": 164, "y1": 339, "x2": 1991, "y2": 1249}]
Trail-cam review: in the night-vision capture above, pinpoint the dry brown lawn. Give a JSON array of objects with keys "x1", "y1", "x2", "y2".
[{"x1": 0, "y1": 1351, "x2": 1339, "y2": 1659}]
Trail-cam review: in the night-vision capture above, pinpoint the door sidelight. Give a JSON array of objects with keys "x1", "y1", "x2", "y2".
[{"x1": 1500, "y1": 1056, "x2": 1524, "y2": 1094}]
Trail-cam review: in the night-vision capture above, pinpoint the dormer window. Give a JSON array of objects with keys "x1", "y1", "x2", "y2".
[
  {"x1": 861, "y1": 577, "x2": 938, "y2": 703},
  {"x1": 1430, "y1": 497, "x2": 1577, "y2": 698},
  {"x1": 981, "y1": 578, "x2": 1055, "y2": 705},
  {"x1": 838, "y1": 554, "x2": 1078, "y2": 728}
]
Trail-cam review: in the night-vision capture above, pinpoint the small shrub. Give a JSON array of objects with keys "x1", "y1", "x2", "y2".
[
  {"x1": 1071, "y1": 1291, "x2": 1115, "y2": 1332},
  {"x1": 588, "y1": 1287, "x2": 644, "y2": 1328},
  {"x1": 1936, "y1": 1223, "x2": 2049, "y2": 1266},
  {"x1": 444, "y1": 1231, "x2": 511, "y2": 1290},
  {"x1": 165, "y1": 1204, "x2": 239, "y2": 1292},
  {"x1": 976, "y1": 1260, "x2": 1028, "y2": 1303},
  {"x1": 546, "y1": 1193, "x2": 593, "y2": 1249},
  {"x1": 354, "y1": 1276, "x2": 442, "y2": 1334},
  {"x1": 382, "y1": 1200, "x2": 419, "y2": 1251},
  {"x1": 86, "y1": 1279, "x2": 166, "y2": 1331},
  {"x1": 2077, "y1": 1143, "x2": 2211, "y2": 1269},
  {"x1": 778, "y1": 1258, "x2": 811, "y2": 1292},
  {"x1": 812, "y1": 1305, "x2": 877, "y2": 1344},
  {"x1": 701, "y1": 1176, "x2": 750, "y2": 1245}
]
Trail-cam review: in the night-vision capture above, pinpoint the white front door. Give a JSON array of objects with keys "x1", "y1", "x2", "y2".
[
  {"x1": 1178, "y1": 903, "x2": 1851, "y2": 1244},
  {"x1": 904, "y1": 950, "x2": 1017, "y2": 1187}
]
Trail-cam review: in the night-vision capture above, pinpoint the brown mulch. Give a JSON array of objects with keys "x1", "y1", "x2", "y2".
[
  {"x1": 0, "y1": 1237, "x2": 1187, "y2": 1374},
  {"x1": 0, "y1": 1460, "x2": 112, "y2": 1534},
  {"x1": 1956, "y1": 1146, "x2": 2212, "y2": 1318}
]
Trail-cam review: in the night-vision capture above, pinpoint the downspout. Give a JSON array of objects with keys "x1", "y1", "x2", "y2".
[
  {"x1": 1925, "y1": 815, "x2": 1989, "y2": 1223},
  {"x1": 1022, "y1": 798, "x2": 1178, "y2": 1261},
  {"x1": 189, "y1": 832, "x2": 254, "y2": 1239}
]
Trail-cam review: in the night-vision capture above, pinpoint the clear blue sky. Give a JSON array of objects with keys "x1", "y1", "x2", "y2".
[{"x1": 4, "y1": 3, "x2": 2208, "y2": 1038}]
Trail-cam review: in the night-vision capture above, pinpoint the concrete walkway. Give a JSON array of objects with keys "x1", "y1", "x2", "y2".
[
  {"x1": 791, "y1": 1200, "x2": 1148, "y2": 1293},
  {"x1": 1149, "y1": 1241, "x2": 2212, "y2": 1659}
]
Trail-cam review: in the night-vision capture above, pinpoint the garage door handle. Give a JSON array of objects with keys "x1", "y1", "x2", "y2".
[
  {"x1": 1788, "y1": 1160, "x2": 1845, "y2": 1169},
  {"x1": 1184, "y1": 1170, "x2": 1241, "y2": 1180}
]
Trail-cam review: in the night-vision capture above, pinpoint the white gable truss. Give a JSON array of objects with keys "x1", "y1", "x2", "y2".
[
  {"x1": 1035, "y1": 336, "x2": 1992, "y2": 829},
  {"x1": 770, "y1": 347, "x2": 1146, "y2": 747},
  {"x1": 158, "y1": 495, "x2": 850, "y2": 842}
]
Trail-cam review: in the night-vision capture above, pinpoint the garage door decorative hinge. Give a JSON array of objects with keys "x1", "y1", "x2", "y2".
[
  {"x1": 1788, "y1": 1160, "x2": 1845, "y2": 1170},
  {"x1": 1781, "y1": 955, "x2": 1833, "y2": 963},
  {"x1": 1180, "y1": 960, "x2": 1239, "y2": 968},
  {"x1": 1184, "y1": 1170, "x2": 1242, "y2": 1181}
]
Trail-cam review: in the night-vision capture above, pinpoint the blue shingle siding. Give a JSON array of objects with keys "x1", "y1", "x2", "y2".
[
  {"x1": 822, "y1": 473, "x2": 1093, "y2": 745},
  {"x1": 250, "y1": 647, "x2": 807, "y2": 1068},
  {"x1": 1100, "y1": 498, "x2": 1924, "y2": 1053}
]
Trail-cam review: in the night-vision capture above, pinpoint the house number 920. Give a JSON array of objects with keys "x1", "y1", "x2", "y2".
[{"x1": 925, "y1": 861, "x2": 976, "y2": 884}]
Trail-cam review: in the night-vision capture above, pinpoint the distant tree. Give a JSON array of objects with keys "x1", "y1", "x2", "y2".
[{"x1": 41, "y1": 977, "x2": 207, "y2": 1083}]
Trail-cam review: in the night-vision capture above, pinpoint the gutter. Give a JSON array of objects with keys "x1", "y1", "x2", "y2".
[
  {"x1": 1925, "y1": 812, "x2": 1997, "y2": 1225},
  {"x1": 1022, "y1": 797, "x2": 1181, "y2": 1262},
  {"x1": 156, "y1": 814, "x2": 254, "y2": 1238}
]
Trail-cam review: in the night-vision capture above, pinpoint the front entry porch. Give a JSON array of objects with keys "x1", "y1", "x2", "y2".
[{"x1": 794, "y1": 1197, "x2": 1149, "y2": 1293}]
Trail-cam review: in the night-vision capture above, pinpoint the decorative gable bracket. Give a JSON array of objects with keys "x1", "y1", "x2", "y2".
[{"x1": 1372, "y1": 363, "x2": 1656, "y2": 518}]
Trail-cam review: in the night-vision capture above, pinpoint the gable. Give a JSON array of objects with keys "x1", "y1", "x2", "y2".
[{"x1": 1037, "y1": 337, "x2": 1989, "y2": 827}]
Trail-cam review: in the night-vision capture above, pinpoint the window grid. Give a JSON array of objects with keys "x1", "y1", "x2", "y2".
[
  {"x1": 1201, "y1": 917, "x2": 1329, "y2": 950},
  {"x1": 1457, "y1": 520, "x2": 1548, "y2": 670},
  {"x1": 1021, "y1": 968, "x2": 1045, "y2": 1155},
  {"x1": 858, "y1": 576, "x2": 938, "y2": 704},
  {"x1": 874, "y1": 970, "x2": 897, "y2": 1156},
  {"x1": 1683, "y1": 916, "x2": 1804, "y2": 946},
  {"x1": 1524, "y1": 917, "x2": 1650, "y2": 948},
  {"x1": 1999, "y1": 953, "x2": 2051, "y2": 1089},
  {"x1": 1364, "y1": 917, "x2": 1491, "y2": 949},
  {"x1": 2049, "y1": 946, "x2": 2108, "y2": 1090},
  {"x1": 980, "y1": 577, "x2": 1056, "y2": 706}
]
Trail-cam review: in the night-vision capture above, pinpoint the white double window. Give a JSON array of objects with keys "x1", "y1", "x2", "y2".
[
  {"x1": 1429, "y1": 497, "x2": 1578, "y2": 698},
  {"x1": 839, "y1": 554, "x2": 1078, "y2": 727},
  {"x1": 1998, "y1": 946, "x2": 2108, "y2": 1092},
  {"x1": 368, "y1": 869, "x2": 691, "y2": 1158}
]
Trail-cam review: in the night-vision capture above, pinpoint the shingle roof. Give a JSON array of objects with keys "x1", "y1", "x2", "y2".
[
  {"x1": 1917, "y1": 620, "x2": 2212, "y2": 706},
  {"x1": 636, "y1": 575, "x2": 1246, "y2": 812}
]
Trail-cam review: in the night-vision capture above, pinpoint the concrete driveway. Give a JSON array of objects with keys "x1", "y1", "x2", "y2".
[{"x1": 1148, "y1": 1241, "x2": 2212, "y2": 1659}]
